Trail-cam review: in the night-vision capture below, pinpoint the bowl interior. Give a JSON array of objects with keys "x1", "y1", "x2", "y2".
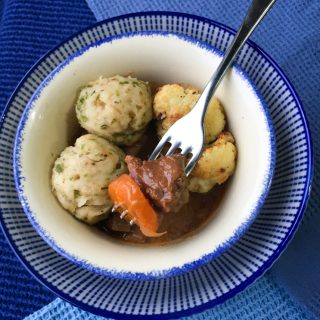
[{"x1": 15, "y1": 33, "x2": 274, "y2": 278}]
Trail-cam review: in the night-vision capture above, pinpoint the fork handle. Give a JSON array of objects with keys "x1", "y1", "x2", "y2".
[{"x1": 192, "y1": 0, "x2": 276, "y2": 122}]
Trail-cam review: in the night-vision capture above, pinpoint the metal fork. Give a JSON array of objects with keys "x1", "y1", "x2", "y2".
[{"x1": 149, "y1": 0, "x2": 276, "y2": 175}]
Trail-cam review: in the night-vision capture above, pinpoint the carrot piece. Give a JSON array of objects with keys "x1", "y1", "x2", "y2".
[{"x1": 108, "y1": 174, "x2": 165, "y2": 237}]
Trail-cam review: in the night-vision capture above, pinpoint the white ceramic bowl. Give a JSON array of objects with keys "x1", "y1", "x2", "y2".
[{"x1": 14, "y1": 32, "x2": 275, "y2": 280}]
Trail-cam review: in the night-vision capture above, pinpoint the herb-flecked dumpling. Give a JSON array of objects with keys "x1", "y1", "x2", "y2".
[
  {"x1": 51, "y1": 134, "x2": 127, "y2": 224},
  {"x1": 76, "y1": 75, "x2": 152, "y2": 146}
]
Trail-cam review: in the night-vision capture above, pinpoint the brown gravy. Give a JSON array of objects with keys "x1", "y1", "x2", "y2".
[{"x1": 98, "y1": 123, "x2": 228, "y2": 245}]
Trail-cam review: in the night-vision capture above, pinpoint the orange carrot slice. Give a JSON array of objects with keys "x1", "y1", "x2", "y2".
[{"x1": 108, "y1": 174, "x2": 165, "y2": 237}]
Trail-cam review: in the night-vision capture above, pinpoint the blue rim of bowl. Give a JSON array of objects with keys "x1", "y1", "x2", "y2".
[
  {"x1": 0, "y1": 11, "x2": 313, "y2": 319},
  {"x1": 13, "y1": 29, "x2": 276, "y2": 281}
]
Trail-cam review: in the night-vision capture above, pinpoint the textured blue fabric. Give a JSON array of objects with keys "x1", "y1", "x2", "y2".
[
  {"x1": 86, "y1": 1, "x2": 320, "y2": 318},
  {"x1": 0, "y1": 1, "x2": 95, "y2": 319},
  {"x1": 26, "y1": 274, "x2": 315, "y2": 320},
  {"x1": 0, "y1": 0, "x2": 319, "y2": 319}
]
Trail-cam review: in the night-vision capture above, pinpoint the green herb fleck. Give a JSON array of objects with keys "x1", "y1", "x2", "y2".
[
  {"x1": 74, "y1": 190, "x2": 81, "y2": 198},
  {"x1": 55, "y1": 164, "x2": 64, "y2": 173},
  {"x1": 116, "y1": 90, "x2": 120, "y2": 97},
  {"x1": 119, "y1": 81, "x2": 129, "y2": 85},
  {"x1": 76, "y1": 91, "x2": 89, "y2": 110},
  {"x1": 100, "y1": 124, "x2": 108, "y2": 130},
  {"x1": 79, "y1": 114, "x2": 88, "y2": 123},
  {"x1": 79, "y1": 96, "x2": 85, "y2": 104}
]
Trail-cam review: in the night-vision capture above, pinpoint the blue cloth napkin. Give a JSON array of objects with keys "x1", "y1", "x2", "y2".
[
  {"x1": 0, "y1": 0, "x2": 319, "y2": 319},
  {"x1": 25, "y1": 275, "x2": 313, "y2": 320},
  {"x1": 0, "y1": 0, "x2": 95, "y2": 319}
]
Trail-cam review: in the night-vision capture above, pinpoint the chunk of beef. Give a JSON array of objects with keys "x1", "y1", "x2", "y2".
[{"x1": 125, "y1": 154, "x2": 189, "y2": 212}]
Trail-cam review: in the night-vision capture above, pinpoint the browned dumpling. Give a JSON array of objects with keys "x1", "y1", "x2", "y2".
[
  {"x1": 188, "y1": 132, "x2": 237, "y2": 193},
  {"x1": 153, "y1": 83, "x2": 226, "y2": 144}
]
